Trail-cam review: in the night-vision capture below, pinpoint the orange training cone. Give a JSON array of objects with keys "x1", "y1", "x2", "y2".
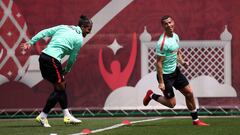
[
  {"x1": 81, "y1": 128, "x2": 92, "y2": 134},
  {"x1": 122, "y1": 120, "x2": 132, "y2": 125}
]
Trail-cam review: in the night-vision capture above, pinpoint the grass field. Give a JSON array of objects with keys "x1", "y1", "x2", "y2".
[{"x1": 0, "y1": 116, "x2": 239, "y2": 135}]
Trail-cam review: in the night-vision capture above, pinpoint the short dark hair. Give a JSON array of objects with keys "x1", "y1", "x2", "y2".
[
  {"x1": 78, "y1": 15, "x2": 93, "y2": 27},
  {"x1": 161, "y1": 15, "x2": 172, "y2": 24}
]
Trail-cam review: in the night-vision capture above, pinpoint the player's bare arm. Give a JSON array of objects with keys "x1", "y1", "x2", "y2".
[
  {"x1": 177, "y1": 50, "x2": 188, "y2": 68},
  {"x1": 156, "y1": 55, "x2": 165, "y2": 91}
]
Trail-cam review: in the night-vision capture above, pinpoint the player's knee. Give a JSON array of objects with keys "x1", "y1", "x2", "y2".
[
  {"x1": 167, "y1": 99, "x2": 176, "y2": 108},
  {"x1": 185, "y1": 91, "x2": 194, "y2": 99},
  {"x1": 168, "y1": 102, "x2": 176, "y2": 108}
]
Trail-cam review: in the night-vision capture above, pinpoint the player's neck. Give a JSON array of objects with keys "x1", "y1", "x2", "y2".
[{"x1": 165, "y1": 31, "x2": 173, "y2": 37}]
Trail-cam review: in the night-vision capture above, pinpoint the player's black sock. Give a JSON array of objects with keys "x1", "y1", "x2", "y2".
[
  {"x1": 43, "y1": 91, "x2": 58, "y2": 113},
  {"x1": 190, "y1": 110, "x2": 199, "y2": 120},
  {"x1": 57, "y1": 90, "x2": 68, "y2": 109},
  {"x1": 152, "y1": 94, "x2": 161, "y2": 101}
]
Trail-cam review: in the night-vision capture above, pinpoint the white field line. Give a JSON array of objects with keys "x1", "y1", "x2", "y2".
[{"x1": 69, "y1": 117, "x2": 163, "y2": 135}]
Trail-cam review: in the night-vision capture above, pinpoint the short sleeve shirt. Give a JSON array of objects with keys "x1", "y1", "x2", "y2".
[{"x1": 156, "y1": 32, "x2": 180, "y2": 74}]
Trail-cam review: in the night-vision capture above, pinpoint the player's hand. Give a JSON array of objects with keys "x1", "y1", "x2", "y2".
[
  {"x1": 158, "y1": 83, "x2": 165, "y2": 92},
  {"x1": 20, "y1": 42, "x2": 32, "y2": 50},
  {"x1": 182, "y1": 61, "x2": 189, "y2": 68}
]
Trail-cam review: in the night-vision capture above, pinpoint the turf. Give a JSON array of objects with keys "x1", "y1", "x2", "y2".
[
  {"x1": 0, "y1": 117, "x2": 239, "y2": 135},
  {"x1": 97, "y1": 117, "x2": 240, "y2": 135}
]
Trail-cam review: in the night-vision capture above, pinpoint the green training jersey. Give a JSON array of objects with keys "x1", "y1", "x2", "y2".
[
  {"x1": 28, "y1": 25, "x2": 83, "y2": 73},
  {"x1": 156, "y1": 32, "x2": 180, "y2": 74}
]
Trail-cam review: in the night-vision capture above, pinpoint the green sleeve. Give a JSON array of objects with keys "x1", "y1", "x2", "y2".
[
  {"x1": 64, "y1": 46, "x2": 81, "y2": 73},
  {"x1": 28, "y1": 25, "x2": 63, "y2": 45}
]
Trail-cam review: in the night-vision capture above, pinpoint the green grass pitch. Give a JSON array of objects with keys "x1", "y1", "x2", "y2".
[{"x1": 0, "y1": 117, "x2": 239, "y2": 135}]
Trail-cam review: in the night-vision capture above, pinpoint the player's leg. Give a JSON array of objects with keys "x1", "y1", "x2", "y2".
[
  {"x1": 143, "y1": 88, "x2": 176, "y2": 108},
  {"x1": 175, "y1": 68, "x2": 209, "y2": 126},
  {"x1": 53, "y1": 81, "x2": 82, "y2": 124},
  {"x1": 143, "y1": 73, "x2": 176, "y2": 108},
  {"x1": 179, "y1": 85, "x2": 209, "y2": 126},
  {"x1": 36, "y1": 53, "x2": 60, "y2": 127},
  {"x1": 40, "y1": 53, "x2": 64, "y2": 115},
  {"x1": 37, "y1": 53, "x2": 81, "y2": 126},
  {"x1": 179, "y1": 85, "x2": 195, "y2": 110},
  {"x1": 152, "y1": 94, "x2": 176, "y2": 108},
  {"x1": 54, "y1": 81, "x2": 68, "y2": 112},
  {"x1": 36, "y1": 88, "x2": 58, "y2": 127}
]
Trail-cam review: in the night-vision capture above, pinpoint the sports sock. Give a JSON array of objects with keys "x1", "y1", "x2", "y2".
[
  {"x1": 151, "y1": 94, "x2": 161, "y2": 101},
  {"x1": 63, "y1": 109, "x2": 71, "y2": 117},
  {"x1": 190, "y1": 109, "x2": 199, "y2": 121},
  {"x1": 39, "y1": 112, "x2": 48, "y2": 118},
  {"x1": 43, "y1": 91, "x2": 59, "y2": 113}
]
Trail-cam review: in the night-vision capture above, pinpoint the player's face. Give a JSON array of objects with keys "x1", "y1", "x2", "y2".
[
  {"x1": 162, "y1": 17, "x2": 175, "y2": 33},
  {"x1": 82, "y1": 24, "x2": 92, "y2": 37}
]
